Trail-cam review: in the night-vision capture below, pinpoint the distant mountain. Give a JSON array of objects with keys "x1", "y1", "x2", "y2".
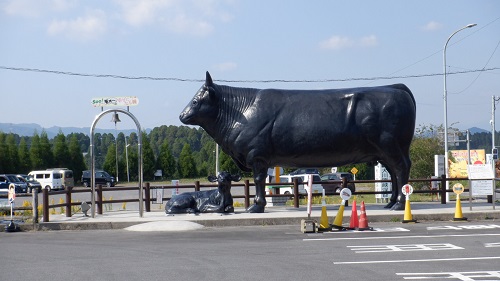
[
  {"x1": 0, "y1": 122, "x2": 489, "y2": 139},
  {"x1": 0, "y1": 123, "x2": 150, "y2": 138},
  {"x1": 468, "y1": 126, "x2": 489, "y2": 134}
]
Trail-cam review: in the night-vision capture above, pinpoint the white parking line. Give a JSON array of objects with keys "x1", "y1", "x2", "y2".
[
  {"x1": 396, "y1": 270, "x2": 500, "y2": 280},
  {"x1": 304, "y1": 233, "x2": 500, "y2": 241},
  {"x1": 333, "y1": 256, "x2": 500, "y2": 265}
]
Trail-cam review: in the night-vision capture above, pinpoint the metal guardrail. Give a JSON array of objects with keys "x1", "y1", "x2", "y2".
[{"x1": 1, "y1": 175, "x2": 498, "y2": 222}]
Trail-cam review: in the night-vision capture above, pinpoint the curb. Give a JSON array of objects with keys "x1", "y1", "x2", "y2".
[{"x1": 2, "y1": 211, "x2": 499, "y2": 232}]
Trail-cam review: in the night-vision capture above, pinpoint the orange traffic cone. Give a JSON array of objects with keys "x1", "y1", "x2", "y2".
[
  {"x1": 349, "y1": 200, "x2": 358, "y2": 229},
  {"x1": 357, "y1": 201, "x2": 373, "y2": 231},
  {"x1": 453, "y1": 195, "x2": 467, "y2": 221},
  {"x1": 332, "y1": 200, "x2": 347, "y2": 230}
]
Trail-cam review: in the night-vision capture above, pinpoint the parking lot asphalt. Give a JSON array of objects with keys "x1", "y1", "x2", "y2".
[{"x1": 2, "y1": 199, "x2": 499, "y2": 232}]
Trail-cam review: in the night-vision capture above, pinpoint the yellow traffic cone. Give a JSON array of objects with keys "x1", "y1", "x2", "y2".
[
  {"x1": 402, "y1": 197, "x2": 417, "y2": 223},
  {"x1": 331, "y1": 201, "x2": 346, "y2": 230},
  {"x1": 318, "y1": 195, "x2": 331, "y2": 231},
  {"x1": 453, "y1": 195, "x2": 467, "y2": 221}
]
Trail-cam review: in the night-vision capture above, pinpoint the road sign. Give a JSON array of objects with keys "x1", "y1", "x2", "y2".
[
  {"x1": 401, "y1": 184, "x2": 413, "y2": 196},
  {"x1": 452, "y1": 183, "x2": 464, "y2": 195},
  {"x1": 8, "y1": 183, "x2": 15, "y2": 203},
  {"x1": 91, "y1": 96, "x2": 139, "y2": 107},
  {"x1": 340, "y1": 188, "x2": 352, "y2": 201},
  {"x1": 351, "y1": 167, "x2": 358, "y2": 175}
]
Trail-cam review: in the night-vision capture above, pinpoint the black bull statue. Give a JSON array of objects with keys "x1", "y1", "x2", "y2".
[{"x1": 180, "y1": 72, "x2": 416, "y2": 212}]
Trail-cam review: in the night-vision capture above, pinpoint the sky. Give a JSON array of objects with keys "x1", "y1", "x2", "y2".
[{"x1": 1, "y1": 0, "x2": 499, "y2": 133}]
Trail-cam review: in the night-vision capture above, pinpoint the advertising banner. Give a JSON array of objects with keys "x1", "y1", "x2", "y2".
[{"x1": 448, "y1": 149, "x2": 486, "y2": 178}]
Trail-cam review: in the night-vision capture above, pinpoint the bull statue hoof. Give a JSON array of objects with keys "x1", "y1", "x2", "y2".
[
  {"x1": 246, "y1": 204, "x2": 265, "y2": 213},
  {"x1": 384, "y1": 201, "x2": 396, "y2": 209},
  {"x1": 390, "y1": 201, "x2": 405, "y2": 211}
]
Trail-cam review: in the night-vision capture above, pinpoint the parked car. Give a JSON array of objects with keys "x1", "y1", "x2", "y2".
[
  {"x1": 289, "y1": 168, "x2": 320, "y2": 175},
  {"x1": 275, "y1": 174, "x2": 323, "y2": 195},
  {"x1": 16, "y1": 174, "x2": 42, "y2": 193},
  {"x1": 320, "y1": 172, "x2": 356, "y2": 194},
  {"x1": 0, "y1": 174, "x2": 28, "y2": 193},
  {"x1": 0, "y1": 181, "x2": 9, "y2": 192},
  {"x1": 81, "y1": 170, "x2": 116, "y2": 187}
]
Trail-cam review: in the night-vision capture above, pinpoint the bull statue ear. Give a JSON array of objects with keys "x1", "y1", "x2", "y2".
[
  {"x1": 207, "y1": 175, "x2": 217, "y2": 182},
  {"x1": 206, "y1": 71, "x2": 213, "y2": 86}
]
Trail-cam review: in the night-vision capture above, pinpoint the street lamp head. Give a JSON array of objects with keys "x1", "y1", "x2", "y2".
[{"x1": 466, "y1": 23, "x2": 477, "y2": 28}]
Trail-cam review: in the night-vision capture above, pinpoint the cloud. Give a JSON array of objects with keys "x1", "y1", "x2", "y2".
[
  {"x1": 115, "y1": 0, "x2": 234, "y2": 37},
  {"x1": 47, "y1": 9, "x2": 107, "y2": 41},
  {"x1": 117, "y1": 0, "x2": 174, "y2": 27},
  {"x1": 422, "y1": 21, "x2": 443, "y2": 31},
  {"x1": 319, "y1": 36, "x2": 354, "y2": 50},
  {"x1": 3, "y1": 0, "x2": 75, "y2": 18},
  {"x1": 360, "y1": 35, "x2": 378, "y2": 47},
  {"x1": 213, "y1": 62, "x2": 237, "y2": 72},
  {"x1": 319, "y1": 35, "x2": 378, "y2": 50}
]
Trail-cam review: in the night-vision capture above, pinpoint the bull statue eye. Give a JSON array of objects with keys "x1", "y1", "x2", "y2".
[{"x1": 192, "y1": 99, "x2": 198, "y2": 106}]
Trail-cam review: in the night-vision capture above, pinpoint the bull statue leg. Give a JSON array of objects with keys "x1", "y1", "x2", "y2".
[
  {"x1": 247, "y1": 163, "x2": 268, "y2": 213},
  {"x1": 381, "y1": 151, "x2": 411, "y2": 211}
]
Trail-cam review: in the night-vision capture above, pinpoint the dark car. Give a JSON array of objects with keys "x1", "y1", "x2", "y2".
[
  {"x1": 289, "y1": 168, "x2": 320, "y2": 175},
  {"x1": 0, "y1": 174, "x2": 28, "y2": 193},
  {"x1": 16, "y1": 174, "x2": 42, "y2": 193},
  {"x1": 320, "y1": 172, "x2": 355, "y2": 194},
  {"x1": 81, "y1": 170, "x2": 116, "y2": 187}
]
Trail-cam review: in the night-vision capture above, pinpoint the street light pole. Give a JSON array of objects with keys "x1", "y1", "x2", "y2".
[
  {"x1": 443, "y1": 23, "x2": 477, "y2": 202},
  {"x1": 125, "y1": 136, "x2": 130, "y2": 183}
]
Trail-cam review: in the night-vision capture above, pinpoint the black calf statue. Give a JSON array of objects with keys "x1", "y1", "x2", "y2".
[{"x1": 165, "y1": 172, "x2": 241, "y2": 214}]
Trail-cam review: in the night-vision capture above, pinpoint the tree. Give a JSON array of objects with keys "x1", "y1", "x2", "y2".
[
  {"x1": 141, "y1": 132, "x2": 156, "y2": 180},
  {"x1": 157, "y1": 140, "x2": 177, "y2": 179},
  {"x1": 409, "y1": 124, "x2": 444, "y2": 188},
  {"x1": 68, "y1": 134, "x2": 87, "y2": 182},
  {"x1": 29, "y1": 133, "x2": 44, "y2": 170},
  {"x1": 0, "y1": 133, "x2": 6, "y2": 173},
  {"x1": 0, "y1": 134, "x2": 19, "y2": 173},
  {"x1": 39, "y1": 131, "x2": 54, "y2": 168},
  {"x1": 178, "y1": 143, "x2": 197, "y2": 178},
  {"x1": 53, "y1": 132, "x2": 70, "y2": 168},
  {"x1": 18, "y1": 137, "x2": 31, "y2": 173},
  {"x1": 219, "y1": 150, "x2": 242, "y2": 175},
  {"x1": 103, "y1": 143, "x2": 117, "y2": 177}
]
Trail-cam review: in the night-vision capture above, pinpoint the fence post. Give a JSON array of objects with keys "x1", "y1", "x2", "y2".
[
  {"x1": 65, "y1": 186, "x2": 72, "y2": 217},
  {"x1": 42, "y1": 187, "x2": 49, "y2": 222},
  {"x1": 32, "y1": 188, "x2": 38, "y2": 225},
  {"x1": 97, "y1": 184, "x2": 103, "y2": 214},
  {"x1": 293, "y1": 178, "x2": 299, "y2": 208},
  {"x1": 244, "y1": 180, "x2": 250, "y2": 209},
  {"x1": 145, "y1": 182, "x2": 151, "y2": 212},
  {"x1": 195, "y1": 181, "x2": 200, "y2": 192},
  {"x1": 440, "y1": 174, "x2": 447, "y2": 204}
]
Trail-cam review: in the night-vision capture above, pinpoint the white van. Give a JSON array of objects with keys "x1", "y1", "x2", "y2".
[
  {"x1": 276, "y1": 174, "x2": 323, "y2": 195},
  {"x1": 28, "y1": 170, "x2": 64, "y2": 191},
  {"x1": 46, "y1": 168, "x2": 74, "y2": 189}
]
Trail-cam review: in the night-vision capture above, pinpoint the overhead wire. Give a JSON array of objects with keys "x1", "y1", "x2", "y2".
[{"x1": 0, "y1": 65, "x2": 498, "y2": 84}]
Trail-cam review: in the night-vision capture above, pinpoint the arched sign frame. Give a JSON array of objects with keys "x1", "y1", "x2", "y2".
[{"x1": 90, "y1": 109, "x2": 143, "y2": 218}]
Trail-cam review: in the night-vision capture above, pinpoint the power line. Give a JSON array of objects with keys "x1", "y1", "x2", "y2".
[{"x1": 0, "y1": 65, "x2": 499, "y2": 83}]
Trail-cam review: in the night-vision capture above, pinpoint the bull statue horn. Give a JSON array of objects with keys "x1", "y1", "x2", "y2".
[{"x1": 206, "y1": 71, "x2": 213, "y2": 86}]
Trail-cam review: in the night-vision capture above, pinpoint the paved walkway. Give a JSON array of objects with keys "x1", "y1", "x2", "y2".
[{"x1": 3, "y1": 200, "x2": 498, "y2": 232}]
